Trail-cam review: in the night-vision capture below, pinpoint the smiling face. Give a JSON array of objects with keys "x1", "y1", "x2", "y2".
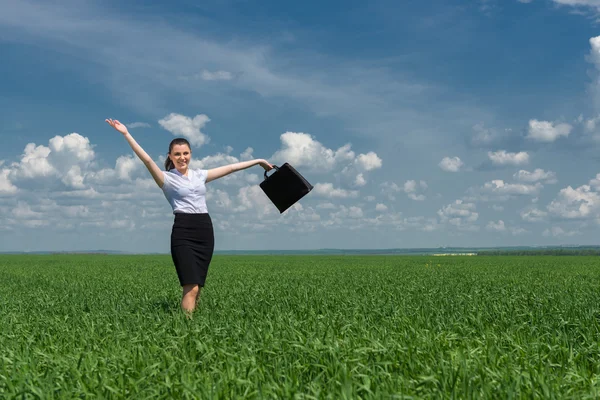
[{"x1": 169, "y1": 144, "x2": 191, "y2": 173}]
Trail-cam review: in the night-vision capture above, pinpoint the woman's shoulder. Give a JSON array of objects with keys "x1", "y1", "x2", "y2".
[{"x1": 191, "y1": 168, "x2": 208, "y2": 180}]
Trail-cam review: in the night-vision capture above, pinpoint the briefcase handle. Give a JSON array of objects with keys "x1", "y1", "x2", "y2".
[{"x1": 264, "y1": 165, "x2": 280, "y2": 179}]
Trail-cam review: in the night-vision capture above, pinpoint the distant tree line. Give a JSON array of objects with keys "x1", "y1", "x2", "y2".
[{"x1": 477, "y1": 248, "x2": 600, "y2": 256}]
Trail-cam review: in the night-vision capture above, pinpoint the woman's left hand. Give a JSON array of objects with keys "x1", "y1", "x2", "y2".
[{"x1": 259, "y1": 159, "x2": 274, "y2": 171}]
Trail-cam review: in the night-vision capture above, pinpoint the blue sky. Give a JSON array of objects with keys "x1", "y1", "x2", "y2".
[{"x1": 2, "y1": 0, "x2": 600, "y2": 252}]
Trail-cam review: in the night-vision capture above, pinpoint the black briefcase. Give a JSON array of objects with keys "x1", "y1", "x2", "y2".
[{"x1": 260, "y1": 163, "x2": 313, "y2": 213}]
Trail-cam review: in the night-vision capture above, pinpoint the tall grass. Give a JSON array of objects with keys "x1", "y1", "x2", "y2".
[{"x1": 1, "y1": 254, "x2": 599, "y2": 398}]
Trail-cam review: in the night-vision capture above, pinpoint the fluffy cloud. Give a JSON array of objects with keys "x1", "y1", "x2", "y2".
[
  {"x1": 590, "y1": 173, "x2": 600, "y2": 190},
  {"x1": 486, "y1": 220, "x2": 506, "y2": 232},
  {"x1": 158, "y1": 113, "x2": 210, "y2": 147},
  {"x1": 404, "y1": 180, "x2": 427, "y2": 201},
  {"x1": 543, "y1": 226, "x2": 581, "y2": 237},
  {"x1": 313, "y1": 183, "x2": 359, "y2": 198},
  {"x1": 485, "y1": 219, "x2": 528, "y2": 235},
  {"x1": 381, "y1": 181, "x2": 402, "y2": 195},
  {"x1": 488, "y1": 150, "x2": 529, "y2": 166},
  {"x1": 329, "y1": 205, "x2": 364, "y2": 220},
  {"x1": 526, "y1": 120, "x2": 572, "y2": 142},
  {"x1": 437, "y1": 200, "x2": 479, "y2": 230},
  {"x1": 8, "y1": 133, "x2": 95, "y2": 188},
  {"x1": 240, "y1": 147, "x2": 254, "y2": 161},
  {"x1": 355, "y1": 173, "x2": 366, "y2": 186},
  {"x1": 271, "y1": 132, "x2": 354, "y2": 171},
  {"x1": 355, "y1": 152, "x2": 382, "y2": 171},
  {"x1": 232, "y1": 185, "x2": 276, "y2": 217},
  {"x1": 521, "y1": 208, "x2": 549, "y2": 222},
  {"x1": 547, "y1": 185, "x2": 600, "y2": 219},
  {"x1": 270, "y1": 132, "x2": 382, "y2": 179},
  {"x1": 553, "y1": 0, "x2": 600, "y2": 10},
  {"x1": 375, "y1": 203, "x2": 388, "y2": 212},
  {"x1": 482, "y1": 180, "x2": 542, "y2": 196},
  {"x1": 513, "y1": 169, "x2": 557, "y2": 184},
  {"x1": 439, "y1": 156, "x2": 463, "y2": 172},
  {"x1": 115, "y1": 155, "x2": 142, "y2": 181},
  {"x1": 0, "y1": 169, "x2": 18, "y2": 194},
  {"x1": 588, "y1": 36, "x2": 600, "y2": 109}
]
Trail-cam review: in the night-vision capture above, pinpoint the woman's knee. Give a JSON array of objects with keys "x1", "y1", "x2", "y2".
[{"x1": 182, "y1": 284, "x2": 200, "y2": 297}]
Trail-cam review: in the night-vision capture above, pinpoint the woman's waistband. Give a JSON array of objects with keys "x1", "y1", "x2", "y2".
[{"x1": 174, "y1": 212, "x2": 211, "y2": 219}]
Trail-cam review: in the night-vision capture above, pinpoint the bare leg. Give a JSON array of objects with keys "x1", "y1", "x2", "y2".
[{"x1": 181, "y1": 284, "x2": 201, "y2": 313}]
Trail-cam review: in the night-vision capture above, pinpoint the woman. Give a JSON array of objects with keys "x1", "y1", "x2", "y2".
[{"x1": 105, "y1": 118, "x2": 273, "y2": 313}]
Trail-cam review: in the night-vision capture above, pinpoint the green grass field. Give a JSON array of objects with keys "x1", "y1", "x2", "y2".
[{"x1": 1, "y1": 254, "x2": 600, "y2": 399}]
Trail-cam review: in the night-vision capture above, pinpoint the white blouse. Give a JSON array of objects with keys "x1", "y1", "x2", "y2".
[{"x1": 161, "y1": 168, "x2": 209, "y2": 214}]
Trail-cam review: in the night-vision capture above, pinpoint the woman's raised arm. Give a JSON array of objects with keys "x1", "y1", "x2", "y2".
[
  {"x1": 105, "y1": 119, "x2": 165, "y2": 188},
  {"x1": 206, "y1": 159, "x2": 273, "y2": 183}
]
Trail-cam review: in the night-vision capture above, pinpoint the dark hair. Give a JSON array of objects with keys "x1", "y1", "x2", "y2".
[{"x1": 164, "y1": 138, "x2": 192, "y2": 170}]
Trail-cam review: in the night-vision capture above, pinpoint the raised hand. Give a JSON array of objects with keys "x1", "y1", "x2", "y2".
[{"x1": 105, "y1": 119, "x2": 129, "y2": 136}]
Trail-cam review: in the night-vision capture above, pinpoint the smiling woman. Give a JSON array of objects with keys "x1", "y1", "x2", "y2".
[{"x1": 105, "y1": 118, "x2": 274, "y2": 314}]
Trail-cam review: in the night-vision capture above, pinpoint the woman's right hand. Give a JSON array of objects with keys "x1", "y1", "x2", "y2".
[{"x1": 105, "y1": 119, "x2": 129, "y2": 136}]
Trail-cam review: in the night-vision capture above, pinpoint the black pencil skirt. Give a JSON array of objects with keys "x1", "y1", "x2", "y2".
[{"x1": 170, "y1": 213, "x2": 215, "y2": 287}]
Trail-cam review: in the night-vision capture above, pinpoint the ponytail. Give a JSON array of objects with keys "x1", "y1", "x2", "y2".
[{"x1": 164, "y1": 138, "x2": 191, "y2": 171}]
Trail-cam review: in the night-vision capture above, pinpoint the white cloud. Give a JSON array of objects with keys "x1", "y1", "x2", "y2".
[
  {"x1": 126, "y1": 122, "x2": 151, "y2": 129},
  {"x1": 375, "y1": 203, "x2": 388, "y2": 212},
  {"x1": 513, "y1": 169, "x2": 557, "y2": 184},
  {"x1": 158, "y1": 113, "x2": 210, "y2": 148},
  {"x1": 547, "y1": 185, "x2": 600, "y2": 219},
  {"x1": 355, "y1": 152, "x2": 382, "y2": 171},
  {"x1": 355, "y1": 173, "x2": 366, "y2": 186},
  {"x1": 271, "y1": 132, "x2": 355, "y2": 172},
  {"x1": 9, "y1": 133, "x2": 95, "y2": 188},
  {"x1": 488, "y1": 150, "x2": 529, "y2": 166},
  {"x1": 492, "y1": 205, "x2": 504, "y2": 211},
  {"x1": 482, "y1": 180, "x2": 542, "y2": 196},
  {"x1": 201, "y1": 70, "x2": 234, "y2": 81},
  {"x1": 0, "y1": 169, "x2": 18, "y2": 194},
  {"x1": 49, "y1": 134, "x2": 95, "y2": 164},
  {"x1": 437, "y1": 200, "x2": 479, "y2": 230},
  {"x1": 348, "y1": 206, "x2": 364, "y2": 219},
  {"x1": 115, "y1": 155, "x2": 141, "y2": 181},
  {"x1": 402, "y1": 180, "x2": 427, "y2": 201},
  {"x1": 193, "y1": 153, "x2": 239, "y2": 169},
  {"x1": 486, "y1": 220, "x2": 506, "y2": 232},
  {"x1": 317, "y1": 202, "x2": 337, "y2": 209},
  {"x1": 439, "y1": 156, "x2": 463, "y2": 172},
  {"x1": 526, "y1": 120, "x2": 572, "y2": 142},
  {"x1": 62, "y1": 166, "x2": 85, "y2": 189},
  {"x1": 583, "y1": 115, "x2": 600, "y2": 132},
  {"x1": 328, "y1": 205, "x2": 364, "y2": 221},
  {"x1": 543, "y1": 226, "x2": 581, "y2": 237},
  {"x1": 590, "y1": 173, "x2": 600, "y2": 190},
  {"x1": 381, "y1": 181, "x2": 402, "y2": 195},
  {"x1": 313, "y1": 183, "x2": 359, "y2": 198},
  {"x1": 233, "y1": 185, "x2": 277, "y2": 216},
  {"x1": 588, "y1": 36, "x2": 600, "y2": 109},
  {"x1": 521, "y1": 208, "x2": 548, "y2": 222},
  {"x1": 553, "y1": 0, "x2": 600, "y2": 10},
  {"x1": 11, "y1": 143, "x2": 55, "y2": 179},
  {"x1": 240, "y1": 147, "x2": 254, "y2": 161},
  {"x1": 13, "y1": 202, "x2": 43, "y2": 219},
  {"x1": 403, "y1": 180, "x2": 418, "y2": 192}
]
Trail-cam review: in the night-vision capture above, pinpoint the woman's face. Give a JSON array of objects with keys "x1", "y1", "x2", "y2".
[{"x1": 169, "y1": 144, "x2": 191, "y2": 170}]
